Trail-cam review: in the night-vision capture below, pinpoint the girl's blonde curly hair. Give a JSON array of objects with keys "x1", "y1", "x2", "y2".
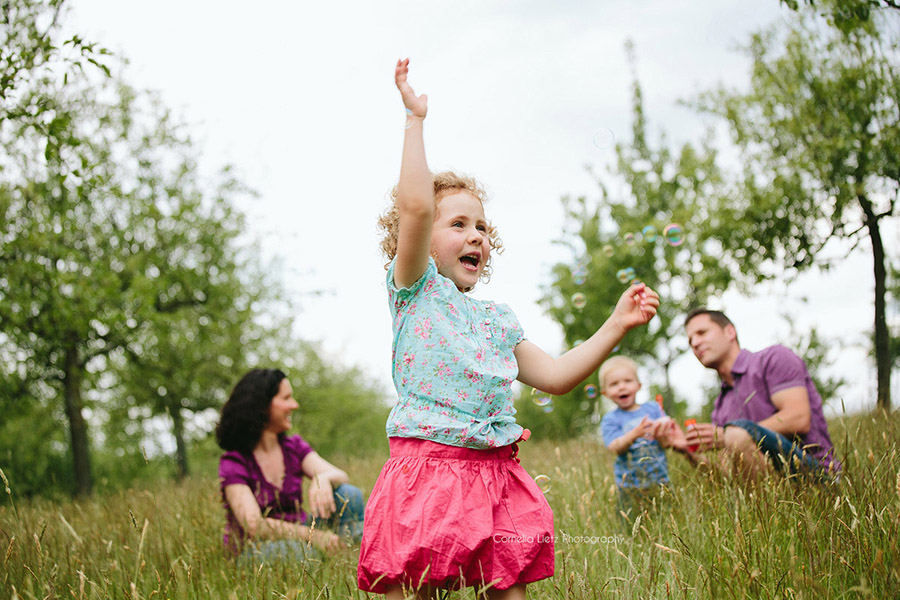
[{"x1": 377, "y1": 171, "x2": 503, "y2": 284}]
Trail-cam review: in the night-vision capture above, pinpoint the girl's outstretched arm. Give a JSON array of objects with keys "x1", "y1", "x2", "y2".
[
  {"x1": 515, "y1": 283, "x2": 660, "y2": 395},
  {"x1": 393, "y1": 58, "x2": 434, "y2": 289}
]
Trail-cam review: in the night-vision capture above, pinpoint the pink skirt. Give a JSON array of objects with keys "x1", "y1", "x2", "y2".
[{"x1": 357, "y1": 437, "x2": 554, "y2": 593}]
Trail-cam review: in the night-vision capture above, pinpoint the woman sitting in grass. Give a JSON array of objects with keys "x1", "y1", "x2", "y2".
[{"x1": 215, "y1": 368, "x2": 365, "y2": 563}]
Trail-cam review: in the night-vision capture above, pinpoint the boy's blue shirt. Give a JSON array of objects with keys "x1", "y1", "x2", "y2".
[{"x1": 600, "y1": 402, "x2": 670, "y2": 488}]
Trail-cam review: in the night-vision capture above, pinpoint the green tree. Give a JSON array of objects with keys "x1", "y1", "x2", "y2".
[
  {"x1": 0, "y1": 62, "x2": 265, "y2": 495},
  {"x1": 108, "y1": 161, "x2": 267, "y2": 480},
  {"x1": 283, "y1": 341, "x2": 391, "y2": 460},
  {"x1": 537, "y1": 47, "x2": 735, "y2": 433},
  {"x1": 698, "y1": 10, "x2": 899, "y2": 410}
]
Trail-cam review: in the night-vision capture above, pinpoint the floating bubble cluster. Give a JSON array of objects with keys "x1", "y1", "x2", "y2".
[
  {"x1": 616, "y1": 267, "x2": 636, "y2": 284},
  {"x1": 571, "y1": 265, "x2": 588, "y2": 286}
]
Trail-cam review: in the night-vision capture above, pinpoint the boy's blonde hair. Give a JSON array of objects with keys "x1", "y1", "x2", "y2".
[
  {"x1": 377, "y1": 171, "x2": 503, "y2": 283},
  {"x1": 598, "y1": 356, "x2": 641, "y2": 389}
]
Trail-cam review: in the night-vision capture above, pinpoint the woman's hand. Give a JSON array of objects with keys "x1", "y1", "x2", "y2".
[
  {"x1": 395, "y1": 58, "x2": 427, "y2": 118},
  {"x1": 308, "y1": 475, "x2": 337, "y2": 519},
  {"x1": 611, "y1": 283, "x2": 659, "y2": 332}
]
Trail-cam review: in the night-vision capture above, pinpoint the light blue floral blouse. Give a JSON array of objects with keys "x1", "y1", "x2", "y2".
[{"x1": 385, "y1": 257, "x2": 525, "y2": 448}]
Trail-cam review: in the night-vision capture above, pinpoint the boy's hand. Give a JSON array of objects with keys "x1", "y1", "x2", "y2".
[
  {"x1": 611, "y1": 283, "x2": 659, "y2": 333},
  {"x1": 395, "y1": 58, "x2": 427, "y2": 118},
  {"x1": 631, "y1": 416, "x2": 654, "y2": 440},
  {"x1": 656, "y1": 420, "x2": 689, "y2": 450}
]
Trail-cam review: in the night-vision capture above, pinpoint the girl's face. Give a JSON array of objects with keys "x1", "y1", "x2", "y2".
[
  {"x1": 601, "y1": 366, "x2": 642, "y2": 411},
  {"x1": 265, "y1": 379, "x2": 299, "y2": 434},
  {"x1": 431, "y1": 191, "x2": 491, "y2": 292}
]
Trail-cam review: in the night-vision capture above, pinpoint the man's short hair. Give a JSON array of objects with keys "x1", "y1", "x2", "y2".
[{"x1": 685, "y1": 307, "x2": 734, "y2": 330}]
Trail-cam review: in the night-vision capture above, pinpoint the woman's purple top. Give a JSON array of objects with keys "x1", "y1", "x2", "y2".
[{"x1": 218, "y1": 434, "x2": 314, "y2": 554}]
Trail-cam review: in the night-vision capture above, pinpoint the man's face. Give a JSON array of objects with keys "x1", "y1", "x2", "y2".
[{"x1": 685, "y1": 314, "x2": 737, "y2": 369}]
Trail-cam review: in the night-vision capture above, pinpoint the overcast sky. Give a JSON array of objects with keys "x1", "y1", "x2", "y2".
[{"x1": 66, "y1": 0, "x2": 883, "y2": 415}]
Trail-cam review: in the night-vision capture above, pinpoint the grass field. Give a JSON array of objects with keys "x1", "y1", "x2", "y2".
[{"x1": 2, "y1": 412, "x2": 899, "y2": 599}]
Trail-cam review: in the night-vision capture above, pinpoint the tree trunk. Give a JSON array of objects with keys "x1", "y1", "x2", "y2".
[
  {"x1": 662, "y1": 357, "x2": 675, "y2": 414},
  {"x1": 860, "y1": 194, "x2": 891, "y2": 411},
  {"x1": 63, "y1": 346, "x2": 92, "y2": 496},
  {"x1": 171, "y1": 406, "x2": 189, "y2": 480}
]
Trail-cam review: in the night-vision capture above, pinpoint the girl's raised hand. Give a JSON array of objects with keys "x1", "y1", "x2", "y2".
[
  {"x1": 611, "y1": 282, "x2": 659, "y2": 331},
  {"x1": 395, "y1": 58, "x2": 427, "y2": 118}
]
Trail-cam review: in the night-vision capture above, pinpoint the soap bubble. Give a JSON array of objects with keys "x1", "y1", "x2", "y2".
[
  {"x1": 663, "y1": 223, "x2": 684, "y2": 246},
  {"x1": 624, "y1": 232, "x2": 636, "y2": 246},
  {"x1": 534, "y1": 474, "x2": 552, "y2": 493},
  {"x1": 584, "y1": 384, "x2": 599, "y2": 399},
  {"x1": 592, "y1": 128, "x2": 615, "y2": 150},
  {"x1": 642, "y1": 225, "x2": 658, "y2": 243},
  {"x1": 531, "y1": 388, "x2": 552, "y2": 407},
  {"x1": 571, "y1": 293, "x2": 587, "y2": 309},
  {"x1": 602, "y1": 244, "x2": 615, "y2": 257}
]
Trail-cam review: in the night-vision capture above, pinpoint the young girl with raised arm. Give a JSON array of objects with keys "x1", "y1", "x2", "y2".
[{"x1": 357, "y1": 58, "x2": 660, "y2": 600}]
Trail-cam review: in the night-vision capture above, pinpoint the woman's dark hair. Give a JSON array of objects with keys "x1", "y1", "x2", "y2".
[{"x1": 215, "y1": 368, "x2": 287, "y2": 454}]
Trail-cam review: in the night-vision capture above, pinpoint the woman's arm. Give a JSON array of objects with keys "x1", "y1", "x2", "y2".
[
  {"x1": 392, "y1": 58, "x2": 434, "y2": 289},
  {"x1": 516, "y1": 284, "x2": 659, "y2": 395},
  {"x1": 301, "y1": 452, "x2": 350, "y2": 519},
  {"x1": 223, "y1": 483, "x2": 341, "y2": 551}
]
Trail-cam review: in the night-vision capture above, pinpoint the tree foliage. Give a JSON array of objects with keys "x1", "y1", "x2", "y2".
[
  {"x1": 780, "y1": 0, "x2": 900, "y2": 34},
  {"x1": 698, "y1": 10, "x2": 899, "y2": 410}
]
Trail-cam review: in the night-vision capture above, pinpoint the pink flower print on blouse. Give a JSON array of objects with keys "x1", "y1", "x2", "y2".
[
  {"x1": 401, "y1": 352, "x2": 415, "y2": 370},
  {"x1": 418, "y1": 380, "x2": 433, "y2": 395},
  {"x1": 414, "y1": 318, "x2": 433, "y2": 340},
  {"x1": 434, "y1": 361, "x2": 452, "y2": 379},
  {"x1": 474, "y1": 349, "x2": 485, "y2": 362}
]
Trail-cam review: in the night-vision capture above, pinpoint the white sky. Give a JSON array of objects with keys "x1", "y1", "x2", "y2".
[{"x1": 66, "y1": 0, "x2": 885, "y2": 416}]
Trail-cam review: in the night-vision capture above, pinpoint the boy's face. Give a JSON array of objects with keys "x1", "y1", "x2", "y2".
[{"x1": 602, "y1": 366, "x2": 641, "y2": 410}]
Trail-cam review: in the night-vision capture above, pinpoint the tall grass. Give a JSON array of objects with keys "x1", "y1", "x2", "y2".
[{"x1": 2, "y1": 413, "x2": 898, "y2": 598}]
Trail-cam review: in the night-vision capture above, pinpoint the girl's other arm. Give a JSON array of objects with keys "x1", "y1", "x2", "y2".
[
  {"x1": 393, "y1": 58, "x2": 434, "y2": 289},
  {"x1": 516, "y1": 284, "x2": 659, "y2": 395}
]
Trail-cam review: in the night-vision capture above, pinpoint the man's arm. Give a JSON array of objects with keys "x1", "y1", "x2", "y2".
[{"x1": 758, "y1": 386, "x2": 811, "y2": 436}]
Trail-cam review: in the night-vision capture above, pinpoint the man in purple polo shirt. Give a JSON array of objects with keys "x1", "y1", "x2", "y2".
[{"x1": 665, "y1": 308, "x2": 839, "y2": 481}]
